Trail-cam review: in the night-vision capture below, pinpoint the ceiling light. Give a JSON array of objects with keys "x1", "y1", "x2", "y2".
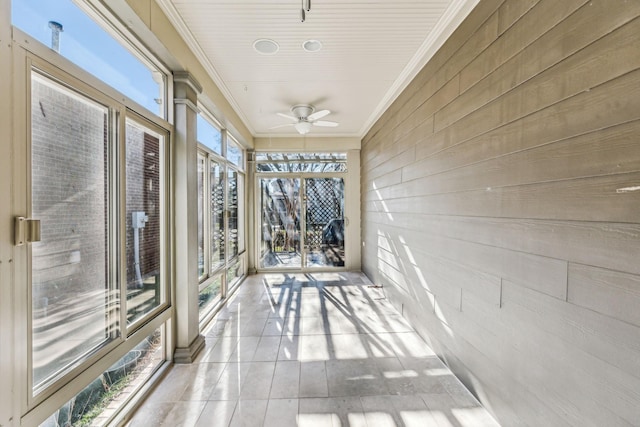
[
  {"x1": 302, "y1": 39, "x2": 322, "y2": 52},
  {"x1": 294, "y1": 121, "x2": 312, "y2": 134},
  {"x1": 253, "y1": 39, "x2": 279, "y2": 55}
]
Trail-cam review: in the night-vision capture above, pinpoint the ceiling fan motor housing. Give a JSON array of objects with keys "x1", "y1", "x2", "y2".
[{"x1": 291, "y1": 104, "x2": 315, "y2": 119}]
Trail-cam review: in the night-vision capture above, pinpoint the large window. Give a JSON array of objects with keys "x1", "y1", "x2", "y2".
[
  {"x1": 29, "y1": 67, "x2": 170, "y2": 399},
  {"x1": 41, "y1": 327, "x2": 164, "y2": 427},
  {"x1": 12, "y1": 0, "x2": 166, "y2": 117},
  {"x1": 12, "y1": 1, "x2": 171, "y2": 423},
  {"x1": 197, "y1": 112, "x2": 246, "y2": 323}
]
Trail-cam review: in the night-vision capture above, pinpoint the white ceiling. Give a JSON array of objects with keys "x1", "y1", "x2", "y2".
[{"x1": 158, "y1": 0, "x2": 478, "y2": 138}]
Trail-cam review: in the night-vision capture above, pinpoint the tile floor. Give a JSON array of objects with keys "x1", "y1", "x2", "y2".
[{"x1": 127, "y1": 272, "x2": 500, "y2": 427}]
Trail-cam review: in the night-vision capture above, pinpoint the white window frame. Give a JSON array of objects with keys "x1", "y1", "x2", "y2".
[
  {"x1": 11, "y1": 17, "x2": 173, "y2": 427},
  {"x1": 254, "y1": 151, "x2": 359, "y2": 273},
  {"x1": 197, "y1": 111, "x2": 247, "y2": 326}
]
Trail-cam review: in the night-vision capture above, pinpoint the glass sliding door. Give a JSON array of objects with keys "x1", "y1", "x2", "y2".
[
  {"x1": 304, "y1": 178, "x2": 345, "y2": 268},
  {"x1": 257, "y1": 173, "x2": 346, "y2": 270},
  {"x1": 259, "y1": 178, "x2": 301, "y2": 269},
  {"x1": 30, "y1": 71, "x2": 113, "y2": 390}
]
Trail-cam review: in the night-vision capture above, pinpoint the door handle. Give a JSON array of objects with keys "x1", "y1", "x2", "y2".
[{"x1": 15, "y1": 217, "x2": 41, "y2": 246}]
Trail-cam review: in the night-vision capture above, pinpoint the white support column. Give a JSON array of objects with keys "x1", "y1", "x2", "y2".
[{"x1": 172, "y1": 71, "x2": 205, "y2": 363}]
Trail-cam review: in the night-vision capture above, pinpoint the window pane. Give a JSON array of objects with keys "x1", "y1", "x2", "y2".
[
  {"x1": 40, "y1": 327, "x2": 163, "y2": 427},
  {"x1": 238, "y1": 173, "x2": 246, "y2": 253},
  {"x1": 228, "y1": 169, "x2": 239, "y2": 259},
  {"x1": 12, "y1": 0, "x2": 164, "y2": 116},
  {"x1": 256, "y1": 162, "x2": 347, "y2": 173},
  {"x1": 227, "y1": 139, "x2": 243, "y2": 167},
  {"x1": 305, "y1": 178, "x2": 345, "y2": 268},
  {"x1": 126, "y1": 119, "x2": 164, "y2": 325},
  {"x1": 199, "y1": 275, "x2": 222, "y2": 321},
  {"x1": 259, "y1": 178, "x2": 301, "y2": 269},
  {"x1": 256, "y1": 152, "x2": 347, "y2": 173},
  {"x1": 227, "y1": 259, "x2": 242, "y2": 289},
  {"x1": 197, "y1": 114, "x2": 222, "y2": 154},
  {"x1": 210, "y1": 160, "x2": 225, "y2": 271},
  {"x1": 255, "y1": 152, "x2": 347, "y2": 161},
  {"x1": 197, "y1": 155, "x2": 205, "y2": 279},
  {"x1": 31, "y1": 72, "x2": 111, "y2": 390}
]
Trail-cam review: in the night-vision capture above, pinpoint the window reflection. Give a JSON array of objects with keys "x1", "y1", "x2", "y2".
[
  {"x1": 210, "y1": 160, "x2": 225, "y2": 271},
  {"x1": 30, "y1": 72, "x2": 111, "y2": 389},
  {"x1": 125, "y1": 119, "x2": 164, "y2": 325},
  {"x1": 197, "y1": 155, "x2": 206, "y2": 279},
  {"x1": 197, "y1": 114, "x2": 222, "y2": 154}
]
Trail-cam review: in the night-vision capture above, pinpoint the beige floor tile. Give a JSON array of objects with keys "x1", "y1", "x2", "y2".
[
  {"x1": 127, "y1": 401, "x2": 175, "y2": 427},
  {"x1": 299, "y1": 334, "x2": 332, "y2": 361},
  {"x1": 201, "y1": 336, "x2": 241, "y2": 363},
  {"x1": 326, "y1": 359, "x2": 388, "y2": 397},
  {"x1": 228, "y1": 336, "x2": 261, "y2": 362},
  {"x1": 277, "y1": 334, "x2": 300, "y2": 361},
  {"x1": 360, "y1": 395, "x2": 401, "y2": 427},
  {"x1": 159, "y1": 401, "x2": 207, "y2": 427},
  {"x1": 239, "y1": 362, "x2": 276, "y2": 400},
  {"x1": 298, "y1": 398, "x2": 340, "y2": 427},
  {"x1": 194, "y1": 400, "x2": 237, "y2": 427},
  {"x1": 180, "y1": 362, "x2": 227, "y2": 401},
  {"x1": 263, "y1": 398, "x2": 298, "y2": 427},
  {"x1": 261, "y1": 318, "x2": 286, "y2": 336},
  {"x1": 128, "y1": 273, "x2": 500, "y2": 427},
  {"x1": 330, "y1": 334, "x2": 370, "y2": 360},
  {"x1": 208, "y1": 362, "x2": 251, "y2": 401},
  {"x1": 229, "y1": 399, "x2": 268, "y2": 427},
  {"x1": 270, "y1": 360, "x2": 300, "y2": 398},
  {"x1": 374, "y1": 357, "x2": 417, "y2": 395},
  {"x1": 299, "y1": 397, "x2": 366, "y2": 427},
  {"x1": 140, "y1": 364, "x2": 196, "y2": 403},
  {"x1": 299, "y1": 316, "x2": 334, "y2": 335},
  {"x1": 299, "y1": 361, "x2": 329, "y2": 398},
  {"x1": 237, "y1": 317, "x2": 268, "y2": 337},
  {"x1": 253, "y1": 335, "x2": 282, "y2": 361}
]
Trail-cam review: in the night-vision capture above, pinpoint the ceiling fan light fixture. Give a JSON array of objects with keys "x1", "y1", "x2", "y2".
[
  {"x1": 253, "y1": 38, "x2": 279, "y2": 55},
  {"x1": 302, "y1": 39, "x2": 322, "y2": 52},
  {"x1": 294, "y1": 121, "x2": 312, "y2": 134}
]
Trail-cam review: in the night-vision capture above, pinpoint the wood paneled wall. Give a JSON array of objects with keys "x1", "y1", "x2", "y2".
[{"x1": 360, "y1": 1, "x2": 640, "y2": 425}]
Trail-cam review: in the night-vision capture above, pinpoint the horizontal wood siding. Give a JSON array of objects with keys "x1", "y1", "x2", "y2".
[{"x1": 360, "y1": 1, "x2": 640, "y2": 425}]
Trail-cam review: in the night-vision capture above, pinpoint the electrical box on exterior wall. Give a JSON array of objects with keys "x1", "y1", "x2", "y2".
[{"x1": 132, "y1": 211, "x2": 148, "y2": 229}]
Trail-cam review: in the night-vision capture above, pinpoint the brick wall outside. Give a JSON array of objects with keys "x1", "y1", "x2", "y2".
[
  {"x1": 125, "y1": 123, "x2": 161, "y2": 288},
  {"x1": 31, "y1": 77, "x2": 161, "y2": 307},
  {"x1": 31, "y1": 76, "x2": 108, "y2": 309}
]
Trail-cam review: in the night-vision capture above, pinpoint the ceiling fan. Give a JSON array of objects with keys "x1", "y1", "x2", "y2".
[{"x1": 271, "y1": 104, "x2": 339, "y2": 134}]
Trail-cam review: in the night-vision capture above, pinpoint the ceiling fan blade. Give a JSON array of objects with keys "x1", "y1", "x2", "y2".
[
  {"x1": 276, "y1": 112, "x2": 298, "y2": 121},
  {"x1": 268, "y1": 123, "x2": 295, "y2": 130},
  {"x1": 312, "y1": 120, "x2": 339, "y2": 127},
  {"x1": 308, "y1": 109, "x2": 330, "y2": 121}
]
